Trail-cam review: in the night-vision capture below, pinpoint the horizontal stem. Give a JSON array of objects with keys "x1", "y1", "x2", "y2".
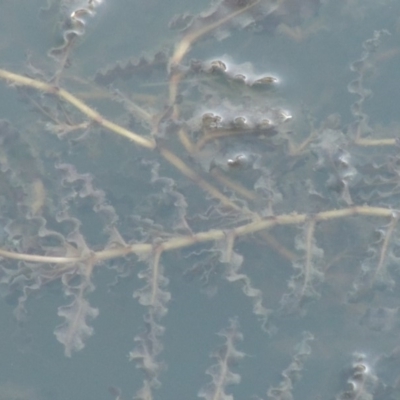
[{"x1": 0, "y1": 206, "x2": 395, "y2": 265}]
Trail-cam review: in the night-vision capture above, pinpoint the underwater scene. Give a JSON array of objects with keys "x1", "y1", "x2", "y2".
[{"x1": 0, "y1": 0, "x2": 400, "y2": 399}]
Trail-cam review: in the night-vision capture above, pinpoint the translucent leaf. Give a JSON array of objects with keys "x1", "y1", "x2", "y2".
[
  {"x1": 54, "y1": 296, "x2": 99, "y2": 357},
  {"x1": 280, "y1": 221, "x2": 324, "y2": 313},
  {"x1": 199, "y1": 318, "x2": 245, "y2": 400},
  {"x1": 267, "y1": 331, "x2": 314, "y2": 400}
]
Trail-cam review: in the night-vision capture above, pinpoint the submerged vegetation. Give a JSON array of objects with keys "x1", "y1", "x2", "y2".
[{"x1": 0, "y1": 0, "x2": 400, "y2": 399}]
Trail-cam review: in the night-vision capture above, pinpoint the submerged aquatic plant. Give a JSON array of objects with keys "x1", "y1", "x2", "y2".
[{"x1": 0, "y1": 0, "x2": 400, "y2": 399}]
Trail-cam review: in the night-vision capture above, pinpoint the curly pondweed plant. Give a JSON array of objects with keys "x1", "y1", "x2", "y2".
[{"x1": 0, "y1": 0, "x2": 400, "y2": 399}]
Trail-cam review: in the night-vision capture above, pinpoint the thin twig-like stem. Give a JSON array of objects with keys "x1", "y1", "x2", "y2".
[
  {"x1": 168, "y1": 0, "x2": 262, "y2": 105},
  {"x1": 0, "y1": 206, "x2": 395, "y2": 265},
  {"x1": 0, "y1": 69, "x2": 156, "y2": 149},
  {"x1": 0, "y1": 68, "x2": 242, "y2": 213}
]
